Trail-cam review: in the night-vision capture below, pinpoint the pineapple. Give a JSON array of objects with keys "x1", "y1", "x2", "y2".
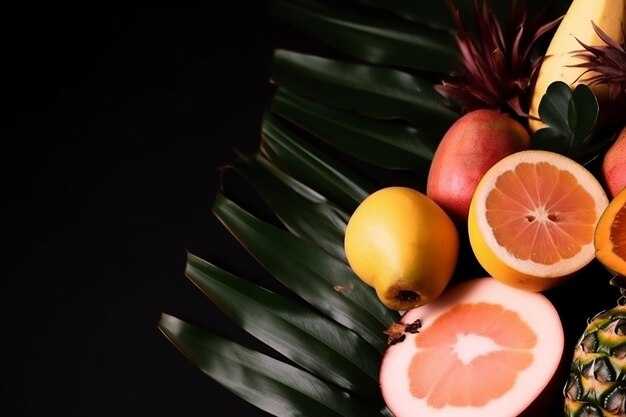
[{"x1": 564, "y1": 302, "x2": 626, "y2": 416}]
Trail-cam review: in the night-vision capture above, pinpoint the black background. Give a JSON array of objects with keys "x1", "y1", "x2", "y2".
[{"x1": 2, "y1": 2, "x2": 279, "y2": 416}]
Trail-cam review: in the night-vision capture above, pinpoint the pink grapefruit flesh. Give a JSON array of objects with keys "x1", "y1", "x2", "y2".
[{"x1": 379, "y1": 278, "x2": 564, "y2": 417}]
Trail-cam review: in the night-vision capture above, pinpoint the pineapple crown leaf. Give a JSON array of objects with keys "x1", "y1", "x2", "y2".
[
  {"x1": 610, "y1": 274, "x2": 626, "y2": 300},
  {"x1": 570, "y1": 20, "x2": 626, "y2": 101},
  {"x1": 436, "y1": 0, "x2": 562, "y2": 117}
]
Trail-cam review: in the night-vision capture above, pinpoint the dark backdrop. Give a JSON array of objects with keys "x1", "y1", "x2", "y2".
[{"x1": 2, "y1": 3, "x2": 278, "y2": 416}]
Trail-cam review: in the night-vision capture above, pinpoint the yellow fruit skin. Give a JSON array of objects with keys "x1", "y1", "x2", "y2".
[
  {"x1": 467, "y1": 200, "x2": 570, "y2": 292},
  {"x1": 528, "y1": 0, "x2": 626, "y2": 132},
  {"x1": 595, "y1": 187, "x2": 626, "y2": 276},
  {"x1": 344, "y1": 187, "x2": 459, "y2": 311}
]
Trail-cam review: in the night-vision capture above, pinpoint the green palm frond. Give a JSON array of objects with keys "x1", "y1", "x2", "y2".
[
  {"x1": 213, "y1": 194, "x2": 396, "y2": 351},
  {"x1": 230, "y1": 152, "x2": 348, "y2": 261},
  {"x1": 261, "y1": 113, "x2": 375, "y2": 210},
  {"x1": 159, "y1": 1, "x2": 573, "y2": 416},
  {"x1": 184, "y1": 254, "x2": 382, "y2": 401},
  {"x1": 272, "y1": 0, "x2": 459, "y2": 72},
  {"x1": 271, "y1": 88, "x2": 440, "y2": 174},
  {"x1": 160, "y1": 314, "x2": 386, "y2": 417},
  {"x1": 271, "y1": 49, "x2": 459, "y2": 133}
]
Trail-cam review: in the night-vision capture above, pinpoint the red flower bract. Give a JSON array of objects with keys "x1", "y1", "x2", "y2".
[
  {"x1": 436, "y1": 0, "x2": 562, "y2": 117},
  {"x1": 571, "y1": 21, "x2": 626, "y2": 102}
]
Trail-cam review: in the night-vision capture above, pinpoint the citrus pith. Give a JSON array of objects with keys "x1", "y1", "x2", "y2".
[{"x1": 468, "y1": 150, "x2": 609, "y2": 291}]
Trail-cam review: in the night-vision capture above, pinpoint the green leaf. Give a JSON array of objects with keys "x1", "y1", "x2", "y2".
[
  {"x1": 271, "y1": 50, "x2": 458, "y2": 135},
  {"x1": 531, "y1": 127, "x2": 569, "y2": 154},
  {"x1": 569, "y1": 84, "x2": 598, "y2": 143},
  {"x1": 261, "y1": 113, "x2": 376, "y2": 211},
  {"x1": 231, "y1": 152, "x2": 348, "y2": 261},
  {"x1": 537, "y1": 81, "x2": 572, "y2": 136},
  {"x1": 354, "y1": 0, "x2": 467, "y2": 30},
  {"x1": 271, "y1": 89, "x2": 439, "y2": 174},
  {"x1": 212, "y1": 194, "x2": 397, "y2": 351},
  {"x1": 159, "y1": 314, "x2": 384, "y2": 417},
  {"x1": 185, "y1": 254, "x2": 382, "y2": 401},
  {"x1": 533, "y1": 81, "x2": 601, "y2": 163},
  {"x1": 271, "y1": 0, "x2": 458, "y2": 73}
]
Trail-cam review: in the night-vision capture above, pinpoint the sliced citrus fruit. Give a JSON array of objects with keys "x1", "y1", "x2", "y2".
[
  {"x1": 595, "y1": 187, "x2": 626, "y2": 276},
  {"x1": 468, "y1": 150, "x2": 609, "y2": 291},
  {"x1": 379, "y1": 277, "x2": 564, "y2": 417}
]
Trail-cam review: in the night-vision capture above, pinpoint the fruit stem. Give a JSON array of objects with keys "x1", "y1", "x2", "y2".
[{"x1": 384, "y1": 319, "x2": 421, "y2": 346}]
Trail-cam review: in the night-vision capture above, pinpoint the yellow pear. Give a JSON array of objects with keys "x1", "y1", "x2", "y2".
[
  {"x1": 528, "y1": 0, "x2": 626, "y2": 132},
  {"x1": 344, "y1": 187, "x2": 459, "y2": 311}
]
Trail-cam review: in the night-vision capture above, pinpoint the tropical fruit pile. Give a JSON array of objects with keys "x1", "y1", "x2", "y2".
[{"x1": 160, "y1": 0, "x2": 626, "y2": 416}]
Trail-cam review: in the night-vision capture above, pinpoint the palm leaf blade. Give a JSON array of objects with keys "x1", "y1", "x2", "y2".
[
  {"x1": 261, "y1": 113, "x2": 375, "y2": 211},
  {"x1": 355, "y1": 0, "x2": 467, "y2": 29},
  {"x1": 271, "y1": 88, "x2": 439, "y2": 173},
  {"x1": 271, "y1": 0, "x2": 458, "y2": 73},
  {"x1": 271, "y1": 49, "x2": 458, "y2": 134},
  {"x1": 185, "y1": 253, "x2": 382, "y2": 400},
  {"x1": 232, "y1": 153, "x2": 348, "y2": 261},
  {"x1": 159, "y1": 314, "x2": 384, "y2": 417},
  {"x1": 212, "y1": 194, "x2": 397, "y2": 351}
]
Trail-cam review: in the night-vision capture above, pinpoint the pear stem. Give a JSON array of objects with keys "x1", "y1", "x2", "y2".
[{"x1": 384, "y1": 319, "x2": 421, "y2": 346}]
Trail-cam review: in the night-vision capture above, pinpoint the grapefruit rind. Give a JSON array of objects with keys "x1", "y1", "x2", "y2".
[
  {"x1": 468, "y1": 150, "x2": 608, "y2": 291},
  {"x1": 379, "y1": 278, "x2": 564, "y2": 417}
]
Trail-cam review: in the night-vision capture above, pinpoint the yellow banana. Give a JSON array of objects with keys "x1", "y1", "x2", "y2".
[{"x1": 528, "y1": 0, "x2": 626, "y2": 132}]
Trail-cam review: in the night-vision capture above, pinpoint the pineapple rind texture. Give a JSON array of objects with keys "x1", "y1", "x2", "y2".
[{"x1": 565, "y1": 305, "x2": 626, "y2": 417}]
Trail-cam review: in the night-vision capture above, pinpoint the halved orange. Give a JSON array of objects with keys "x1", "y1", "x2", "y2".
[
  {"x1": 595, "y1": 187, "x2": 626, "y2": 276},
  {"x1": 468, "y1": 150, "x2": 609, "y2": 292}
]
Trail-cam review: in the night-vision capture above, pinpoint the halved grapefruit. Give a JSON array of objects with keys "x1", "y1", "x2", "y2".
[
  {"x1": 379, "y1": 277, "x2": 564, "y2": 417},
  {"x1": 468, "y1": 150, "x2": 609, "y2": 291}
]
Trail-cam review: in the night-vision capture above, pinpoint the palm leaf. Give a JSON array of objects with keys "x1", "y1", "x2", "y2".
[
  {"x1": 185, "y1": 253, "x2": 382, "y2": 401},
  {"x1": 271, "y1": 88, "x2": 439, "y2": 173},
  {"x1": 230, "y1": 152, "x2": 348, "y2": 261},
  {"x1": 271, "y1": 49, "x2": 459, "y2": 135},
  {"x1": 212, "y1": 193, "x2": 397, "y2": 351},
  {"x1": 355, "y1": 0, "x2": 470, "y2": 29},
  {"x1": 159, "y1": 314, "x2": 385, "y2": 417},
  {"x1": 271, "y1": 0, "x2": 458, "y2": 73},
  {"x1": 261, "y1": 113, "x2": 375, "y2": 211}
]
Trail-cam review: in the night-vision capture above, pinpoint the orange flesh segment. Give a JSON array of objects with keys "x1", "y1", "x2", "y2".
[
  {"x1": 409, "y1": 303, "x2": 536, "y2": 408},
  {"x1": 612, "y1": 205, "x2": 626, "y2": 261},
  {"x1": 485, "y1": 161, "x2": 597, "y2": 264}
]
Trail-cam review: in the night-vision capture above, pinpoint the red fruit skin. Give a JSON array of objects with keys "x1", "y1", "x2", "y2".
[
  {"x1": 602, "y1": 126, "x2": 626, "y2": 199},
  {"x1": 426, "y1": 110, "x2": 531, "y2": 223}
]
